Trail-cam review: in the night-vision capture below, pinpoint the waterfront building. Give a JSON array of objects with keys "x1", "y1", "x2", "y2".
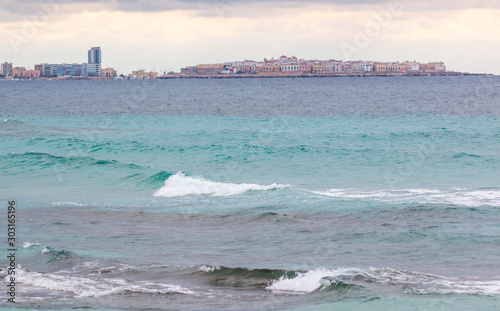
[
  {"x1": 87, "y1": 47, "x2": 102, "y2": 76},
  {"x1": 195, "y1": 64, "x2": 223, "y2": 75},
  {"x1": 181, "y1": 66, "x2": 197, "y2": 75},
  {"x1": 299, "y1": 63, "x2": 312, "y2": 73},
  {"x1": 362, "y1": 61, "x2": 374, "y2": 72},
  {"x1": 343, "y1": 61, "x2": 363, "y2": 73},
  {"x1": 419, "y1": 63, "x2": 429, "y2": 72},
  {"x1": 1, "y1": 62, "x2": 13, "y2": 77},
  {"x1": 374, "y1": 62, "x2": 407, "y2": 72},
  {"x1": 101, "y1": 67, "x2": 117, "y2": 78},
  {"x1": 281, "y1": 64, "x2": 300, "y2": 72},
  {"x1": 13, "y1": 67, "x2": 26, "y2": 78},
  {"x1": 428, "y1": 62, "x2": 446, "y2": 72},
  {"x1": 258, "y1": 64, "x2": 281, "y2": 73},
  {"x1": 312, "y1": 62, "x2": 326, "y2": 73},
  {"x1": 404, "y1": 61, "x2": 420, "y2": 71},
  {"x1": 373, "y1": 62, "x2": 387, "y2": 72},
  {"x1": 34, "y1": 64, "x2": 45, "y2": 76},
  {"x1": 132, "y1": 69, "x2": 158, "y2": 79},
  {"x1": 37, "y1": 63, "x2": 87, "y2": 77},
  {"x1": 86, "y1": 63, "x2": 101, "y2": 76},
  {"x1": 88, "y1": 47, "x2": 101, "y2": 64},
  {"x1": 324, "y1": 62, "x2": 335, "y2": 72},
  {"x1": 20, "y1": 70, "x2": 41, "y2": 79}
]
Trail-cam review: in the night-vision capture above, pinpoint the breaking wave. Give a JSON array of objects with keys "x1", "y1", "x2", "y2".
[
  {"x1": 154, "y1": 172, "x2": 289, "y2": 197},
  {"x1": 266, "y1": 267, "x2": 500, "y2": 296}
]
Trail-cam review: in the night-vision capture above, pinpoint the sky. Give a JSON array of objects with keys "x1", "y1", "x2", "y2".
[{"x1": 0, "y1": 0, "x2": 499, "y2": 74}]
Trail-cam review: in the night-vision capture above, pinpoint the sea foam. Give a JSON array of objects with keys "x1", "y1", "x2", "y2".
[
  {"x1": 14, "y1": 269, "x2": 195, "y2": 298},
  {"x1": 312, "y1": 188, "x2": 500, "y2": 207},
  {"x1": 266, "y1": 267, "x2": 500, "y2": 296},
  {"x1": 153, "y1": 172, "x2": 288, "y2": 197},
  {"x1": 266, "y1": 268, "x2": 358, "y2": 294}
]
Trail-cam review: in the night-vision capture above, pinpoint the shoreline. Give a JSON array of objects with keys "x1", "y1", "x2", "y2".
[
  {"x1": 0, "y1": 72, "x2": 493, "y2": 81},
  {"x1": 157, "y1": 72, "x2": 490, "y2": 79}
]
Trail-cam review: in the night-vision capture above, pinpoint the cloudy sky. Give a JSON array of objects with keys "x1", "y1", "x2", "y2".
[{"x1": 1, "y1": 0, "x2": 499, "y2": 74}]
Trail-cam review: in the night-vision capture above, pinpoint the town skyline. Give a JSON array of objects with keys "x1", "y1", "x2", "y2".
[
  {"x1": 1, "y1": 47, "x2": 463, "y2": 80},
  {"x1": 1, "y1": 1, "x2": 499, "y2": 75}
]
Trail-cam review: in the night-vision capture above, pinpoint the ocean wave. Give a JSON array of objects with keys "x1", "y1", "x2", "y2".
[
  {"x1": 312, "y1": 188, "x2": 500, "y2": 207},
  {"x1": 1, "y1": 152, "x2": 144, "y2": 172},
  {"x1": 153, "y1": 172, "x2": 289, "y2": 197},
  {"x1": 41, "y1": 247, "x2": 78, "y2": 263},
  {"x1": 14, "y1": 268, "x2": 195, "y2": 298},
  {"x1": 266, "y1": 267, "x2": 360, "y2": 294},
  {"x1": 197, "y1": 265, "x2": 295, "y2": 289},
  {"x1": 266, "y1": 267, "x2": 500, "y2": 296},
  {"x1": 23, "y1": 242, "x2": 40, "y2": 249}
]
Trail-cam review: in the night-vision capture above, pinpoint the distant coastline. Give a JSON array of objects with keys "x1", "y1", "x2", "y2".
[
  {"x1": 157, "y1": 71, "x2": 489, "y2": 79},
  {"x1": 2, "y1": 49, "x2": 494, "y2": 81},
  {"x1": 0, "y1": 71, "x2": 490, "y2": 81}
]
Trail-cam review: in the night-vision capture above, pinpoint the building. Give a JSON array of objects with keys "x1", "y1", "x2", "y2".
[
  {"x1": 1, "y1": 62, "x2": 13, "y2": 77},
  {"x1": 88, "y1": 47, "x2": 101, "y2": 64},
  {"x1": 101, "y1": 67, "x2": 117, "y2": 78},
  {"x1": 299, "y1": 63, "x2": 312, "y2": 73},
  {"x1": 87, "y1": 47, "x2": 102, "y2": 76},
  {"x1": 312, "y1": 62, "x2": 326, "y2": 73},
  {"x1": 132, "y1": 69, "x2": 158, "y2": 79},
  {"x1": 281, "y1": 64, "x2": 300, "y2": 72},
  {"x1": 86, "y1": 63, "x2": 101, "y2": 77},
  {"x1": 20, "y1": 70, "x2": 40, "y2": 79},
  {"x1": 404, "y1": 61, "x2": 420, "y2": 71},
  {"x1": 181, "y1": 66, "x2": 196, "y2": 75},
  {"x1": 428, "y1": 62, "x2": 446, "y2": 72},
  {"x1": 346, "y1": 61, "x2": 363, "y2": 72},
  {"x1": 12, "y1": 67, "x2": 26, "y2": 78},
  {"x1": 362, "y1": 61, "x2": 374, "y2": 72},
  {"x1": 256, "y1": 64, "x2": 281, "y2": 73},
  {"x1": 34, "y1": 64, "x2": 45, "y2": 76},
  {"x1": 374, "y1": 62, "x2": 407, "y2": 73},
  {"x1": 195, "y1": 64, "x2": 223, "y2": 75}
]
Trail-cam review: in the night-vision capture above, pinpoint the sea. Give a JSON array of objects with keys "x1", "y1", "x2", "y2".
[{"x1": 1, "y1": 76, "x2": 500, "y2": 310}]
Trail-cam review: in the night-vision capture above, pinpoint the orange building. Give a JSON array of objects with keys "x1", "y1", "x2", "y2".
[{"x1": 257, "y1": 64, "x2": 281, "y2": 73}]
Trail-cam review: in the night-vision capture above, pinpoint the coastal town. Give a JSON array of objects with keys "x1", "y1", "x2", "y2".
[{"x1": 0, "y1": 47, "x2": 480, "y2": 80}]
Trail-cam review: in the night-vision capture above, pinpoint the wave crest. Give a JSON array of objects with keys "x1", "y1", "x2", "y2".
[
  {"x1": 153, "y1": 172, "x2": 289, "y2": 197},
  {"x1": 266, "y1": 267, "x2": 500, "y2": 296}
]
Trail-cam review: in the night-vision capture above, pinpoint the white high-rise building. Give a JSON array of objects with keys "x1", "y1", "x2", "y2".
[{"x1": 87, "y1": 47, "x2": 102, "y2": 76}]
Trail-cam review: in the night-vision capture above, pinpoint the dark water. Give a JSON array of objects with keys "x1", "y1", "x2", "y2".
[{"x1": 1, "y1": 76, "x2": 500, "y2": 310}]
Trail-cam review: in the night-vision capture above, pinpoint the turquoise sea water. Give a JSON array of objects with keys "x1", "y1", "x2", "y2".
[{"x1": 1, "y1": 77, "x2": 500, "y2": 310}]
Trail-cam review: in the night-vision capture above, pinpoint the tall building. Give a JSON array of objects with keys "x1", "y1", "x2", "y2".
[
  {"x1": 1, "y1": 62, "x2": 13, "y2": 77},
  {"x1": 87, "y1": 47, "x2": 101, "y2": 76},
  {"x1": 88, "y1": 47, "x2": 101, "y2": 64}
]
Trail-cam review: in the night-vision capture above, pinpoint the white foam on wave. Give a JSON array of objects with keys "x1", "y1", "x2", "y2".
[
  {"x1": 23, "y1": 242, "x2": 40, "y2": 248},
  {"x1": 368, "y1": 268, "x2": 500, "y2": 295},
  {"x1": 267, "y1": 268, "x2": 359, "y2": 294},
  {"x1": 312, "y1": 188, "x2": 500, "y2": 207},
  {"x1": 199, "y1": 265, "x2": 221, "y2": 273},
  {"x1": 266, "y1": 267, "x2": 500, "y2": 296},
  {"x1": 154, "y1": 172, "x2": 289, "y2": 198},
  {"x1": 13, "y1": 269, "x2": 195, "y2": 298}
]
